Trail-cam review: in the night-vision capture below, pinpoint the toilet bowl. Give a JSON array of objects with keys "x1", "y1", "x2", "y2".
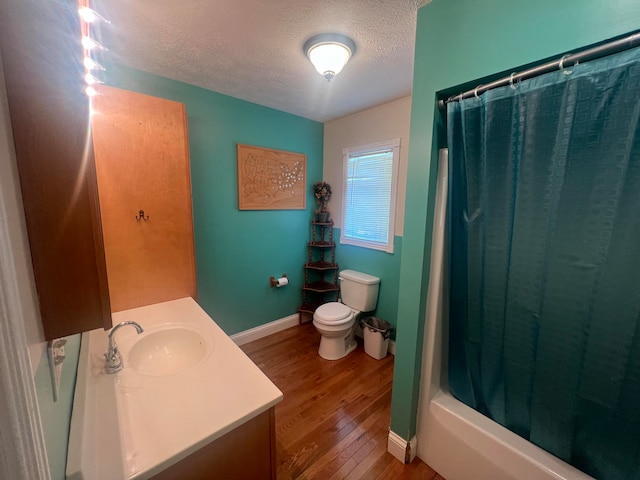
[
  {"x1": 313, "y1": 269, "x2": 380, "y2": 360},
  {"x1": 313, "y1": 302, "x2": 358, "y2": 360}
]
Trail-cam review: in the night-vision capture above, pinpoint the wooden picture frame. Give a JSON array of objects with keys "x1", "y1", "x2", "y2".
[{"x1": 237, "y1": 144, "x2": 306, "y2": 210}]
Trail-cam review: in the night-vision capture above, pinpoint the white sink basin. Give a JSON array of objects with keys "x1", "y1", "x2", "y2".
[
  {"x1": 67, "y1": 298, "x2": 283, "y2": 480},
  {"x1": 127, "y1": 326, "x2": 213, "y2": 376}
]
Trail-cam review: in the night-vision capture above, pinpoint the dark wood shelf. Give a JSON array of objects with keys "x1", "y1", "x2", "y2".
[
  {"x1": 299, "y1": 218, "x2": 339, "y2": 323},
  {"x1": 298, "y1": 302, "x2": 323, "y2": 315},
  {"x1": 305, "y1": 261, "x2": 339, "y2": 271},
  {"x1": 303, "y1": 281, "x2": 340, "y2": 293},
  {"x1": 309, "y1": 241, "x2": 335, "y2": 248}
]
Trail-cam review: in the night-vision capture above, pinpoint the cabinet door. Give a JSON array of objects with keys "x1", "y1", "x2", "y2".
[
  {"x1": 150, "y1": 408, "x2": 276, "y2": 480},
  {"x1": 91, "y1": 85, "x2": 196, "y2": 312},
  {"x1": 0, "y1": 0, "x2": 112, "y2": 339}
]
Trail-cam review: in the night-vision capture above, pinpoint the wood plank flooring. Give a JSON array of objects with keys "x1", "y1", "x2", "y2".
[{"x1": 240, "y1": 323, "x2": 446, "y2": 480}]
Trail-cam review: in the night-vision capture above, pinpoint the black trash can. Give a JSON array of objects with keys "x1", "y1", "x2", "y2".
[{"x1": 360, "y1": 317, "x2": 393, "y2": 359}]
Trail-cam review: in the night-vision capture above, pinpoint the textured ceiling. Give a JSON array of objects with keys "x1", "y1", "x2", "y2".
[{"x1": 92, "y1": 0, "x2": 428, "y2": 122}]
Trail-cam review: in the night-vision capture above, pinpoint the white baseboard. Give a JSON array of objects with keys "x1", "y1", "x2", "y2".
[
  {"x1": 387, "y1": 430, "x2": 417, "y2": 463},
  {"x1": 232, "y1": 315, "x2": 397, "y2": 355},
  {"x1": 230, "y1": 314, "x2": 299, "y2": 346}
]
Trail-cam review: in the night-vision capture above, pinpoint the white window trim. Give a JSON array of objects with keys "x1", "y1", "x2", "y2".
[{"x1": 340, "y1": 138, "x2": 400, "y2": 253}]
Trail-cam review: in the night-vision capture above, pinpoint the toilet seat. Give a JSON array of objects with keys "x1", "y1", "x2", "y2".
[{"x1": 314, "y1": 302, "x2": 353, "y2": 326}]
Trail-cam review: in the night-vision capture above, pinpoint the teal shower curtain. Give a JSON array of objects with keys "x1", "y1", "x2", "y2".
[{"x1": 447, "y1": 46, "x2": 640, "y2": 479}]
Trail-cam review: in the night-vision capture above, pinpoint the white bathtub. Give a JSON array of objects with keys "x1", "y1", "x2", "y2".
[{"x1": 415, "y1": 150, "x2": 592, "y2": 480}]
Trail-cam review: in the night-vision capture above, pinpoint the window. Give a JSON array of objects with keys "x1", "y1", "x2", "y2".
[{"x1": 341, "y1": 139, "x2": 400, "y2": 253}]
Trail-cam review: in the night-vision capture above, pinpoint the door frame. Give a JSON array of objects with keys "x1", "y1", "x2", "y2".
[{"x1": 0, "y1": 54, "x2": 51, "y2": 479}]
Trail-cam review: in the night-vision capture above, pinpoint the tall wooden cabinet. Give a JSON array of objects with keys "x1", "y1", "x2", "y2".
[
  {"x1": 0, "y1": 0, "x2": 112, "y2": 339},
  {"x1": 298, "y1": 220, "x2": 339, "y2": 323},
  {"x1": 91, "y1": 85, "x2": 196, "y2": 312},
  {"x1": 0, "y1": 0, "x2": 197, "y2": 336}
]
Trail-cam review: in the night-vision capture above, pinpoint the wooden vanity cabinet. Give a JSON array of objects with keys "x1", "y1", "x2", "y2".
[
  {"x1": 0, "y1": 0, "x2": 112, "y2": 339},
  {"x1": 151, "y1": 408, "x2": 277, "y2": 480}
]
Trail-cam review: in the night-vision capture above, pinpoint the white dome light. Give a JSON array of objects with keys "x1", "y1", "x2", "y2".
[{"x1": 304, "y1": 34, "x2": 356, "y2": 82}]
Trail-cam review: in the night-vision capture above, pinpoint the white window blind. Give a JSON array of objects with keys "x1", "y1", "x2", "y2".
[{"x1": 341, "y1": 139, "x2": 399, "y2": 253}]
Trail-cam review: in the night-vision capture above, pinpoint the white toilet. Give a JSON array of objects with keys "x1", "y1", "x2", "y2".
[{"x1": 313, "y1": 269, "x2": 381, "y2": 360}]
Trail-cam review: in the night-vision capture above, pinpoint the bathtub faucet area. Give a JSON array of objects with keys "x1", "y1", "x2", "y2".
[{"x1": 104, "y1": 321, "x2": 144, "y2": 374}]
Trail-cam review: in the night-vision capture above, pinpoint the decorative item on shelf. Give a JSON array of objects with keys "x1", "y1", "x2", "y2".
[{"x1": 313, "y1": 181, "x2": 332, "y2": 223}]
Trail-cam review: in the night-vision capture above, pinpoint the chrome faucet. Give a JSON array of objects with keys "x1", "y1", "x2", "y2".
[{"x1": 104, "y1": 321, "x2": 144, "y2": 374}]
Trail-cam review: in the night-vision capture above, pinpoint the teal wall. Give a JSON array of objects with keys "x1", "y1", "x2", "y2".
[
  {"x1": 333, "y1": 228, "x2": 402, "y2": 337},
  {"x1": 391, "y1": 0, "x2": 640, "y2": 440},
  {"x1": 34, "y1": 335, "x2": 81, "y2": 480},
  {"x1": 107, "y1": 66, "x2": 324, "y2": 335}
]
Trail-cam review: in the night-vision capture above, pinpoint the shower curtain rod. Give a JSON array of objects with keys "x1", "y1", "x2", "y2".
[{"x1": 439, "y1": 30, "x2": 640, "y2": 110}]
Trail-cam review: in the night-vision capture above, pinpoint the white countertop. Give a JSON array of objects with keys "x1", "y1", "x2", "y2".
[{"x1": 67, "y1": 297, "x2": 283, "y2": 480}]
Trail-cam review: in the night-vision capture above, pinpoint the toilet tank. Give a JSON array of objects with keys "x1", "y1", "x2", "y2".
[{"x1": 339, "y1": 269, "x2": 380, "y2": 312}]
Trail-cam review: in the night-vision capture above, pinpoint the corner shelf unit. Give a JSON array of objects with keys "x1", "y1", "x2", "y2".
[{"x1": 298, "y1": 220, "x2": 339, "y2": 323}]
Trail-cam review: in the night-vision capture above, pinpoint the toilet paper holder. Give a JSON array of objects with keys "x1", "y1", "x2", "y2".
[{"x1": 270, "y1": 274, "x2": 288, "y2": 288}]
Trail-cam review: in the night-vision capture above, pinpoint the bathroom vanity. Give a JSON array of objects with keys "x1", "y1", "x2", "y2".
[{"x1": 66, "y1": 297, "x2": 283, "y2": 479}]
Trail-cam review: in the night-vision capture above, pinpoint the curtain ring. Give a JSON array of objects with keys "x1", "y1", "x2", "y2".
[
  {"x1": 559, "y1": 54, "x2": 572, "y2": 74},
  {"x1": 474, "y1": 85, "x2": 483, "y2": 99},
  {"x1": 509, "y1": 72, "x2": 517, "y2": 90}
]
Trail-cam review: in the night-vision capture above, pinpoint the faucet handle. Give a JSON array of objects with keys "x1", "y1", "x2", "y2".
[
  {"x1": 104, "y1": 349, "x2": 123, "y2": 374},
  {"x1": 104, "y1": 321, "x2": 143, "y2": 374}
]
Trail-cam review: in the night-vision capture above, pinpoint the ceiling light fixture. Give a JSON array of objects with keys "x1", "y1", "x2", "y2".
[{"x1": 303, "y1": 33, "x2": 356, "y2": 82}]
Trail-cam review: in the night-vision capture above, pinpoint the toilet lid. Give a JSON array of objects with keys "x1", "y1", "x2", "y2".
[{"x1": 315, "y1": 302, "x2": 352, "y2": 323}]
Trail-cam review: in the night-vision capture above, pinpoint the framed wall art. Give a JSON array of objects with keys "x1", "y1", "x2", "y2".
[{"x1": 237, "y1": 144, "x2": 306, "y2": 210}]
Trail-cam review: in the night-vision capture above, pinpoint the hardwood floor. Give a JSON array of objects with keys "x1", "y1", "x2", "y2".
[{"x1": 240, "y1": 323, "x2": 446, "y2": 480}]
